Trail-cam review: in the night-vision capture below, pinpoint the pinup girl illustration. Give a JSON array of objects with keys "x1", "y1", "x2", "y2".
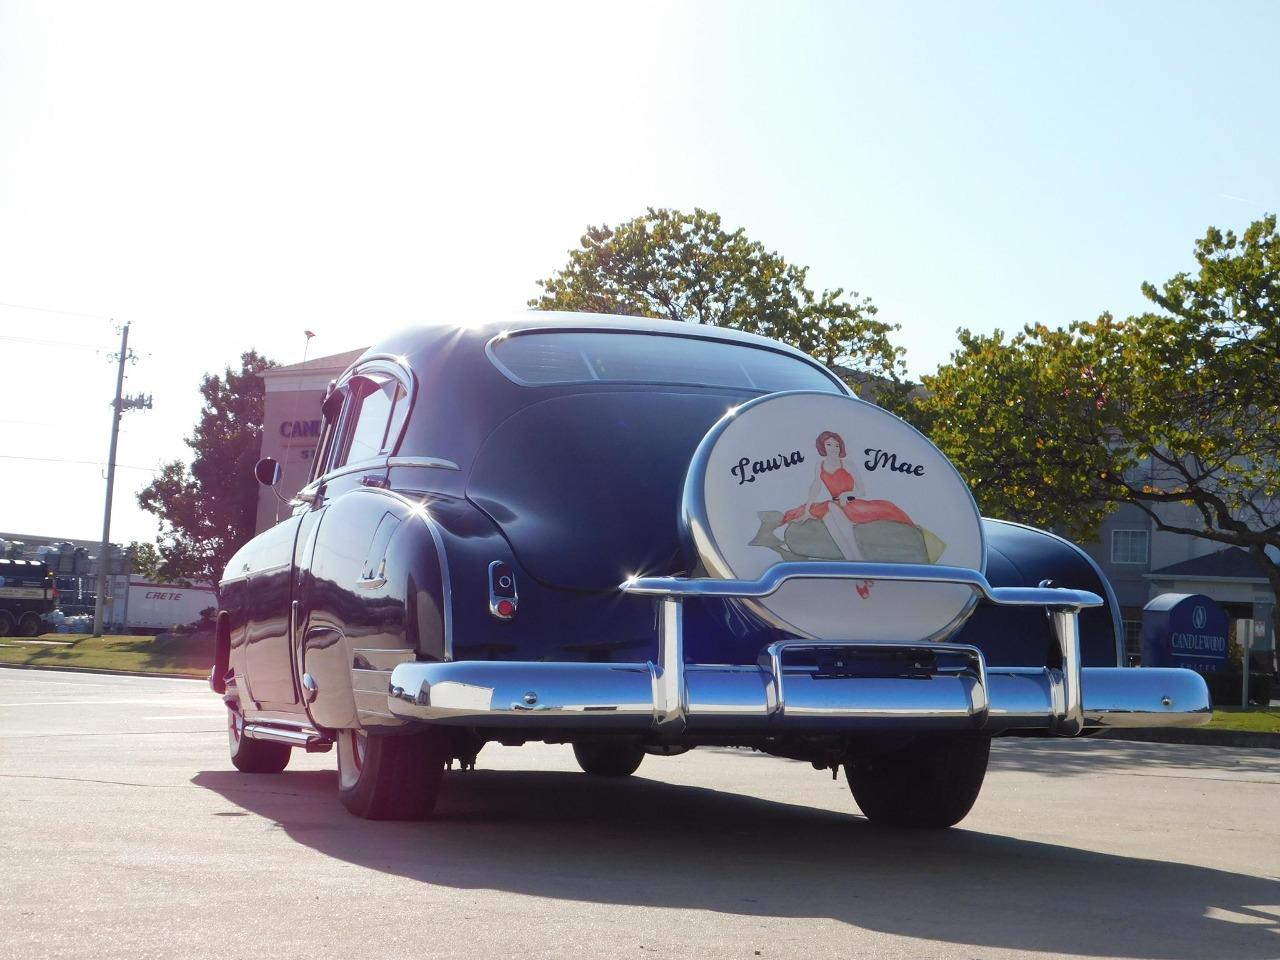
[{"x1": 778, "y1": 430, "x2": 917, "y2": 598}]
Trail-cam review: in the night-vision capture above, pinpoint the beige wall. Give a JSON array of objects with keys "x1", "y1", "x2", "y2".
[{"x1": 255, "y1": 372, "x2": 333, "y2": 534}]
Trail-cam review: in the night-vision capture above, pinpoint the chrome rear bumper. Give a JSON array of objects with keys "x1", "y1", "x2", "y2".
[
  {"x1": 387, "y1": 659, "x2": 1211, "y2": 732},
  {"x1": 386, "y1": 562, "x2": 1212, "y2": 735}
]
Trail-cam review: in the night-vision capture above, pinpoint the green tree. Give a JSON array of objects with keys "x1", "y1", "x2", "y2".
[
  {"x1": 912, "y1": 215, "x2": 1280, "y2": 606},
  {"x1": 531, "y1": 207, "x2": 906, "y2": 395},
  {"x1": 127, "y1": 541, "x2": 163, "y2": 582},
  {"x1": 137, "y1": 351, "x2": 277, "y2": 591}
]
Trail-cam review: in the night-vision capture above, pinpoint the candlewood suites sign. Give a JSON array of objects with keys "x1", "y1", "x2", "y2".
[{"x1": 1141, "y1": 593, "x2": 1229, "y2": 673}]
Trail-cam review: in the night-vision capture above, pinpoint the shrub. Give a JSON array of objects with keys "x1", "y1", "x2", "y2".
[{"x1": 1203, "y1": 671, "x2": 1274, "y2": 707}]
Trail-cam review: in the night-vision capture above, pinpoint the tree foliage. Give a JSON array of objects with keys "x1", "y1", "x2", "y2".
[
  {"x1": 531, "y1": 207, "x2": 905, "y2": 394},
  {"x1": 910, "y1": 215, "x2": 1280, "y2": 601},
  {"x1": 127, "y1": 541, "x2": 162, "y2": 582},
  {"x1": 137, "y1": 351, "x2": 277, "y2": 590}
]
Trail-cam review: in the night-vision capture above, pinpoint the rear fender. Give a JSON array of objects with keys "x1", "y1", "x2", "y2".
[
  {"x1": 211, "y1": 611, "x2": 231, "y2": 693},
  {"x1": 953, "y1": 518, "x2": 1123, "y2": 668},
  {"x1": 423, "y1": 495, "x2": 661, "y2": 664}
]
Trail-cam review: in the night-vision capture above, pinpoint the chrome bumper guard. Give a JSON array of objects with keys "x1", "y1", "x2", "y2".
[{"x1": 387, "y1": 562, "x2": 1212, "y2": 736}]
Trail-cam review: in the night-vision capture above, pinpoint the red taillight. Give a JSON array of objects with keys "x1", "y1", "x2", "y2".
[{"x1": 489, "y1": 561, "x2": 517, "y2": 620}]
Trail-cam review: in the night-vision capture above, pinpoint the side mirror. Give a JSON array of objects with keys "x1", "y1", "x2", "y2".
[{"x1": 254, "y1": 457, "x2": 282, "y2": 487}]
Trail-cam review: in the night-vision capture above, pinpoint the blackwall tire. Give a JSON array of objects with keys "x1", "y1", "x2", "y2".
[
  {"x1": 17, "y1": 613, "x2": 41, "y2": 638},
  {"x1": 572, "y1": 740, "x2": 646, "y2": 777},
  {"x1": 336, "y1": 727, "x2": 447, "y2": 820},
  {"x1": 846, "y1": 735, "x2": 990, "y2": 829},
  {"x1": 0, "y1": 611, "x2": 15, "y2": 637},
  {"x1": 226, "y1": 705, "x2": 291, "y2": 774}
]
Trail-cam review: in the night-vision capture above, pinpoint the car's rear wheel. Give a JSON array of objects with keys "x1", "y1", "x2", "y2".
[
  {"x1": 846, "y1": 735, "x2": 990, "y2": 829},
  {"x1": 17, "y1": 613, "x2": 41, "y2": 638},
  {"x1": 226, "y1": 704, "x2": 291, "y2": 774},
  {"x1": 572, "y1": 739, "x2": 646, "y2": 777},
  {"x1": 0, "y1": 611, "x2": 15, "y2": 637},
  {"x1": 336, "y1": 727, "x2": 447, "y2": 820}
]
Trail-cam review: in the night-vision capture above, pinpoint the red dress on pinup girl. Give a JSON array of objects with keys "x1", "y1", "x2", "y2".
[{"x1": 780, "y1": 466, "x2": 914, "y2": 526}]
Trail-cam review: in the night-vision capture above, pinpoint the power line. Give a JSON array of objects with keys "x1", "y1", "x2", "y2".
[
  {"x1": 0, "y1": 454, "x2": 160, "y2": 473},
  {"x1": 0, "y1": 300, "x2": 113, "y2": 321},
  {"x1": 0, "y1": 334, "x2": 108, "y2": 351}
]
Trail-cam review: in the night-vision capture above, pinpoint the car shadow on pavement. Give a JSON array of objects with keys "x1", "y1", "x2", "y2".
[
  {"x1": 192, "y1": 765, "x2": 1280, "y2": 960},
  {"x1": 986, "y1": 737, "x2": 1279, "y2": 778}
]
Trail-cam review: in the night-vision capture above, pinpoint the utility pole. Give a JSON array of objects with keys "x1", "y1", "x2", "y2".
[
  {"x1": 93, "y1": 322, "x2": 130, "y2": 636},
  {"x1": 92, "y1": 323, "x2": 151, "y2": 636}
]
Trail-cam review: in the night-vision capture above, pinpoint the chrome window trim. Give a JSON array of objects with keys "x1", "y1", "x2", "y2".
[
  {"x1": 295, "y1": 456, "x2": 461, "y2": 503},
  {"x1": 483, "y1": 327, "x2": 847, "y2": 394},
  {"x1": 319, "y1": 355, "x2": 417, "y2": 477},
  {"x1": 297, "y1": 456, "x2": 390, "y2": 493},
  {"x1": 987, "y1": 517, "x2": 1127, "y2": 667}
]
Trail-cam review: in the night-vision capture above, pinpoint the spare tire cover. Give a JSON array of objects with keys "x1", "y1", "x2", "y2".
[{"x1": 684, "y1": 391, "x2": 984, "y2": 642}]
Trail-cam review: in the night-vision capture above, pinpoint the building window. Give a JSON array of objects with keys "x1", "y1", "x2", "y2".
[
  {"x1": 1123, "y1": 620, "x2": 1143, "y2": 663},
  {"x1": 1111, "y1": 529, "x2": 1149, "y2": 565}
]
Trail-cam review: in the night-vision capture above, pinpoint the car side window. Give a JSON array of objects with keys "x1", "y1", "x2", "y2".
[
  {"x1": 333, "y1": 374, "x2": 408, "y2": 468},
  {"x1": 307, "y1": 384, "x2": 345, "y2": 484}
]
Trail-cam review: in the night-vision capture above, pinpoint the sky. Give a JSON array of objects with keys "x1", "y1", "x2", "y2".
[{"x1": 0, "y1": 1, "x2": 1276, "y2": 550}]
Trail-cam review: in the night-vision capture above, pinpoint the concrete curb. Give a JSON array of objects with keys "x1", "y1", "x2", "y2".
[
  {"x1": 0, "y1": 661, "x2": 206, "y2": 681},
  {"x1": 1099, "y1": 727, "x2": 1280, "y2": 750}
]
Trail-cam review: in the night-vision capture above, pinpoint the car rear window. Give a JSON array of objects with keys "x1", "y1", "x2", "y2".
[{"x1": 489, "y1": 331, "x2": 842, "y2": 393}]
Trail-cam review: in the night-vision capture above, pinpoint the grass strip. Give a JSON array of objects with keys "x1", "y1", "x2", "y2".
[
  {"x1": 1207, "y1": 707, "x2": 1280, "y2": 734},
  {"x1": 0, "y1": 633, "x2": 211, "y2": 678}
]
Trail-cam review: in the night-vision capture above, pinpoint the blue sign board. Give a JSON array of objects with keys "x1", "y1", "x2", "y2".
[{"x1": 1141, "y1": 593, "x2": 1229, "y2": 673}]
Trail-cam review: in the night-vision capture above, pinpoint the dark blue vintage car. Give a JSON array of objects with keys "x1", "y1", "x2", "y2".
[{"x1": 213, "y1": 312, "x2": 1211, "y2": 826}]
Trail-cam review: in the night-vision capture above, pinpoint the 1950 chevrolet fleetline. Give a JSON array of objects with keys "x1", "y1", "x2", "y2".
[{"x1": 212, "y1": 312, "x2": 1211, "y2": 826}]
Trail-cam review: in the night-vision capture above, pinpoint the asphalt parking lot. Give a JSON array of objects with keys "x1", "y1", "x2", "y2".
[{"x1": 0, "y1": 668, "x2": 1277, "y2": 960}]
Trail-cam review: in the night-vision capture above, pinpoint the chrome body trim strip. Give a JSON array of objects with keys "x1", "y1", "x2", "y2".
[
  {"x1": 387, "y1": 456, "x2": 461, "y2": 472},
  {"x1": 299, "y1": 456, "x2": 390, "y2": 492}
]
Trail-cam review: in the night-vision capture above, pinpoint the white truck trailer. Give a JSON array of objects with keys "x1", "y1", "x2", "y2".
[{"x1": 124, "y1": 581, "x2": 217, "y2": 632}]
